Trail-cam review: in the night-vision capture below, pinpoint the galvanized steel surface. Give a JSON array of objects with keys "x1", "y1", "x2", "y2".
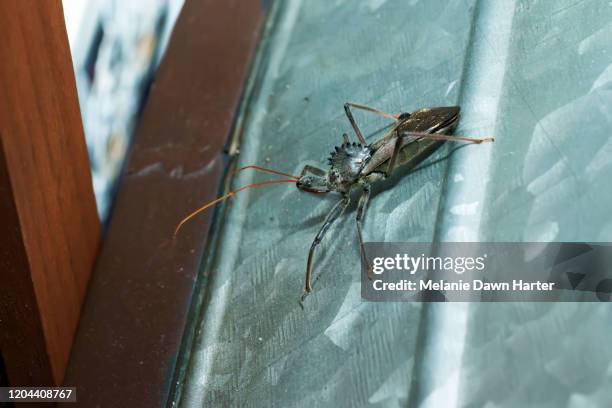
[{"x1": 179, "y1": 0, "x2": 612, "y2": 406}]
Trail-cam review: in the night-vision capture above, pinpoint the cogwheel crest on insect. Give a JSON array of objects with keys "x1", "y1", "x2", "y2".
[{"x1": 327, "y1": 142, "x2": 371, "y2": 181}]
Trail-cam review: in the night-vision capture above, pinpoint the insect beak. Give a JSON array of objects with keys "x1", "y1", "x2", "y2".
[
  {"x1": 302, "y1": 188, "x2": 326, "y2": 194},
  {"x1": 296, "y1": 182, "x2": 322, "y2": 194}
]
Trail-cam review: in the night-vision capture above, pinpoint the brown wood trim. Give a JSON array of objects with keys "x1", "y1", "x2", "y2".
[
  {"x1": 0, "y1": 0, "x2": 100, "y2": 386},
  {"x1": 62, "y1": 0, "x2": 265, "y2": 406}
]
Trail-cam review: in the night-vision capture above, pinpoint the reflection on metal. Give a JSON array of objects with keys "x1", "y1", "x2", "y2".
[
  {"x1": 414, "y1": 1, "x2": 515, "y2": 406},
  {"x1": 65, "y1": 0, "x2": 184, "y2": 221},
  {"x1": 453, "y1": 0, "x2": 612, "y2": 406},
  {"x1": 177, "y1": 0, "x2": 612, "y2": 406}
]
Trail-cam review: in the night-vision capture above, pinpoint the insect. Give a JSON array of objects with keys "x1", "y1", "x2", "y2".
[{"x1": 174, "y1": 102, "x2": 493, "y2": 303}]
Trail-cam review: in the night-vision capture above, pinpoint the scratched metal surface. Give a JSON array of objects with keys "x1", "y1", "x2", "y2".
[
  {"x1": 429, "y1": 1, "x2": 612, "y2": 407},
  {"x1": 178, "y1": 0, "x2": 612, "y2": 407}
]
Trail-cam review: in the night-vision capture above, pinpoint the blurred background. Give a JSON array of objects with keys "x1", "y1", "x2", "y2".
[{"x1": 62, "y1": 0, "x2": 184, "y2": 222}]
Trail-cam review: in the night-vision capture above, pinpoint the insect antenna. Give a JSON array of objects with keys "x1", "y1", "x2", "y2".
[
  {"x1": 174, "y1": 178, "x2": 296, "y2": 237},
  {"x1": 230, "y1": 165, "x2": 299, "y2": 180}
]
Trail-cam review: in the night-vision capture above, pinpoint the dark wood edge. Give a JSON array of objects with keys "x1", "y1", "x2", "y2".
[
  {"x1": 166, "y1": 2, "x2": 285, "y2": 403},
  {"x1": 61, "y1": 1, "x2": 265, "y2": 406}
]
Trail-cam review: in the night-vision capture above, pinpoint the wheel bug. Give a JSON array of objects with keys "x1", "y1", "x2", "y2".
[{"x1": 174, "y1": 102, "x2": 493, "y2": 304}]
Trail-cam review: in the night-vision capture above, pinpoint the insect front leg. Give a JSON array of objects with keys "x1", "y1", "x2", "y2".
[
  {"x1": 356, "y1": 186, "x2": 373, "y2": 279},
  {"x1": 300, "y1": 164, "x2": 326, "y2": 177},
  {"x1": 301, "y1": 195, "x2": 350, "y2": 302}
]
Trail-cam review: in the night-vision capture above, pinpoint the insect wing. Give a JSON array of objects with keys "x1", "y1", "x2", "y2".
[
  {"x1": 366, "y1": 106, "x2": 460, "y2": 175},
  {"x1": 400, "y1": 106, "x2": 459, "y2": 132}
]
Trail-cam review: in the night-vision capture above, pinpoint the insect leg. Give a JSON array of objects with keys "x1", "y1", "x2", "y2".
[
  {"x1": 302, "y1": 195, "x2": 350, "y2": 300},
  {"x1": 299, "y1": 164, "x2": 326, "y2": 177},
  {"x1": 344, "y1": 102, "x2": 406, "y2": 146},
  {"x1": 401, "y1": 131, "x2": 494, "y2": 144},
  {"x1": 344, "y1": 103, "x2": 368, "y2": 144},
  {"x1": 356, "y1": 186, "x2": 372, "y2": 279},
  {"x1": 383, "y1": 130, "x2": 402, "y2": 178},
  {"x1": 382, "y1": 130, "x2": 494, "y2": 179},
  {"x1": 345, "y1": 102, "x2": 403, "y2": 120}
]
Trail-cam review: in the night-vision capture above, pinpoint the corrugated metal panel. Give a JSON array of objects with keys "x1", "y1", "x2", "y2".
[{"x1": 178, "y1": 0, "x2": 612, "y2": 406}]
